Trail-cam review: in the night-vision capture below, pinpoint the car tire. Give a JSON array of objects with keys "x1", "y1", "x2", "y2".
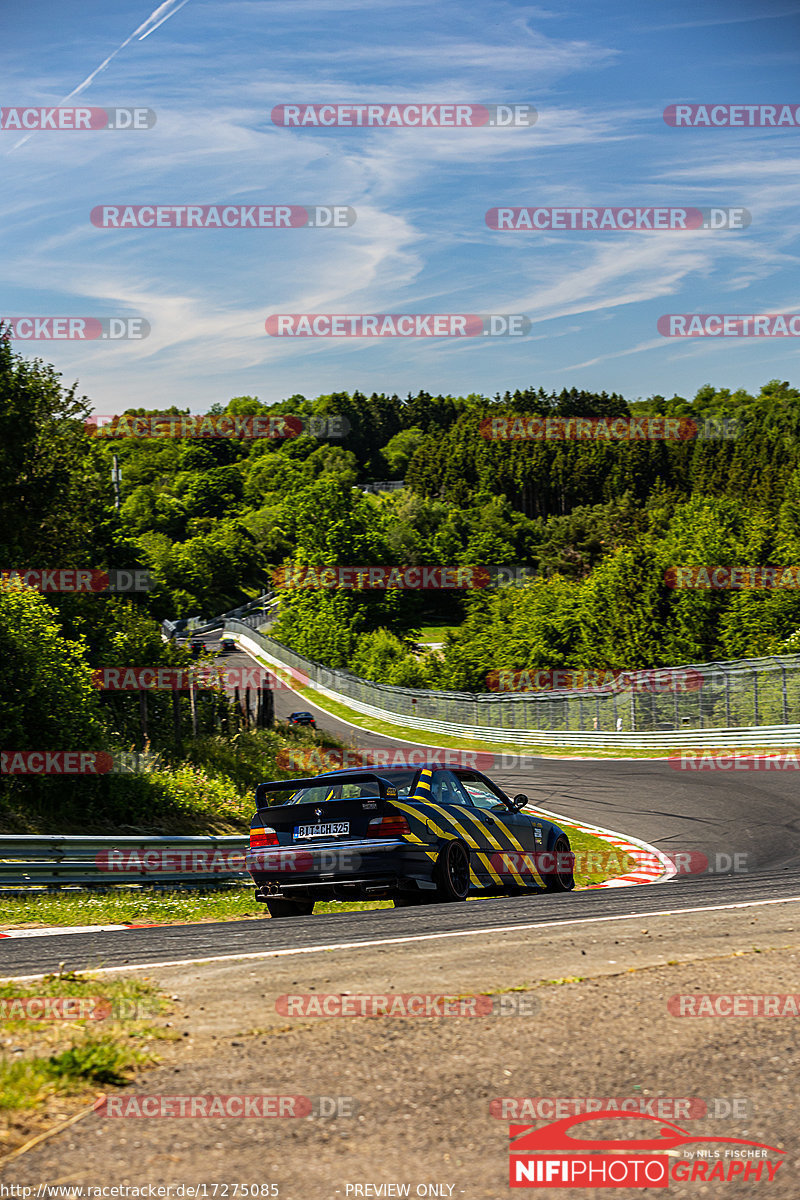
[
  {"x1": 541, "y1": 835, "x2": 575, "y2": 892},
  {"x1": 265, "y1": 898, "x2": 315, "y2": 918},
  {"x1": 433, "y1": 840, "x2": 470, "y2": 901}
]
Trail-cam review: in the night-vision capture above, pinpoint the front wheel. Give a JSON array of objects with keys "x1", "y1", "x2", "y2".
[
  {"x1": 541, "y1": 835, "x2": 575, "y2": 892},
  {"x1": 265, "y1": 898, "x2": 315, "y2": 918},
  {"x1": 433, "y1": 840, "x2": 470, "y2": 901}
]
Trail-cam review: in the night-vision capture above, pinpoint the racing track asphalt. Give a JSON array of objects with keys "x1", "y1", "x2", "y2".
[{"x1": 3, "y1": 631, "x2": 800, "y2": 979}]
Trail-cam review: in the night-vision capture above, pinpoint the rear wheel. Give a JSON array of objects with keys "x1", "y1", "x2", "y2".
[
  {"x1": 434, "y1": 840, "x2": 470, "y2": 902},
  {"x1": 541, "y1": 835, "x2": 575, "y2": 892},
  {"x1": 265, "y1": 898, "x2": 315, "y2": 918}
]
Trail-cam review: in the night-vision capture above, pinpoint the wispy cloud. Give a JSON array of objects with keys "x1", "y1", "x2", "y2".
[{"x1": 8, "y1": 0, "x2": 192, "y2": 151}]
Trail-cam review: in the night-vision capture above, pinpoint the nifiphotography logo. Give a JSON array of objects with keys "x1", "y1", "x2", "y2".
[{"x1": 508, "y1": 1112, "x2": 784, "y2": 1188}]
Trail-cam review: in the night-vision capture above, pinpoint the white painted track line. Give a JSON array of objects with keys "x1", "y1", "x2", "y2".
[{"x1": 4, "y1": 894, "x2": 800, "y2": 982}]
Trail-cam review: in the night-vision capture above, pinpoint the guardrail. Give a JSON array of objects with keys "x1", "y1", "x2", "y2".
[
  {"x1": 162, "y1": 593, "x2": 274, "y2": 641},
  {"x1": 0, "y1": 835, "x2": 249, "y2": 891},
  {"x1": 226, "y1": 622, "x2": 800, "y2": 749}
]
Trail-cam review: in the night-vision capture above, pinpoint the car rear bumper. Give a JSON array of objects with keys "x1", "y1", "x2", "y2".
[{"x1": 246, "y1": 837, "x2": 436, "y2": 900}]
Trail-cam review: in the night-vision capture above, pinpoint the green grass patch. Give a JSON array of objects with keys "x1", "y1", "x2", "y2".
[
  {"x1": 567, "y1": 827, "x2": 637, "y2": 887},
  {"x1": 0, "y1": 971, "x2": 169, "y2": 1157},
  {"x1": 416, "y1": 625, "x2": 457, "y2": 644},
  {"x1": 0, "y1": 887, "x2": 396, "y2": 930}
]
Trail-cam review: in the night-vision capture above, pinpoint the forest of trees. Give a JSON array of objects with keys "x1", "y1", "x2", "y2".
[{"x1": 3, "y1": 328, "x2": 800, "y2": 728}]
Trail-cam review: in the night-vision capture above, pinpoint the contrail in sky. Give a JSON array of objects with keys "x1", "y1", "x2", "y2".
[{"x1": 9, "y1": 0, "x2": 191, "y2": 150}]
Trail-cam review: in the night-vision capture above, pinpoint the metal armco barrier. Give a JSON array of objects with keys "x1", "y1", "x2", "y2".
[
  {"x1": 225, "y1": 622, "x2": 800, "y2": 749},
  {"x1": 0, "y1": 835, "x2": 248, "y2": 890}
]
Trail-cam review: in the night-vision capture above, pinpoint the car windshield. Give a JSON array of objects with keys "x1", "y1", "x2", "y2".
[{"x1": 269, "y1": 770, "x2": 417, "y2": 805}]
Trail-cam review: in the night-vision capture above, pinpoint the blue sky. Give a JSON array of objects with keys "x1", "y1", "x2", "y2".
[{"x1": 3, "y1": 0, "x2": 800, "y2": 413}]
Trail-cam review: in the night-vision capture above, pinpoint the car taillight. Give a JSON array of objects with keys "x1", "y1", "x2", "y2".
[
  {"x1": 250, "y1": 826, "x2": 279, "y2": 848},
  {"x1": 367, "y1": 814, "x2": 411, "y2": 837}
]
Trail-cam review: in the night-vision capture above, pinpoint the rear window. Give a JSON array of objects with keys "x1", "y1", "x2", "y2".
[{"x1": 268, "y1": 771, "x2": 417, "y2": 806}]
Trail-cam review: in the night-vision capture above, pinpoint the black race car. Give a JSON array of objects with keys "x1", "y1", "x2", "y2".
[
  {"x1": 219, "y1": 637, "x2": 236, "y2": 654},
  {"x1": 246, "y1": 764, "x2": 574, "y2": 918},
  {"x1": 287, "y1": 711, "x2": 316, "y2": 728}
]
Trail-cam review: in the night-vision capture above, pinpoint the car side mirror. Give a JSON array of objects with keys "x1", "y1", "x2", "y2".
[{"x1": 511, "y1": 793, "x2": 529, "y2": 811}]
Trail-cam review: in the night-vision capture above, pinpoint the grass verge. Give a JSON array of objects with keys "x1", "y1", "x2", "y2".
[{"x1": 0, "y1": 971, "x2": 172, "y2": 1162}]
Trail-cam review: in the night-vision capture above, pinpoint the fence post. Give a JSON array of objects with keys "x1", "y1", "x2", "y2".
[
  {"x1": 753, "y1": 669, "x2": 759, "y2": 726},
  {"x1": 172, "y1": 691, "x2": 182, "y2": 753},
  {"x1": 139, "y1": 691, "x2": 148, "y2": 748},
  {"x1": 725, "y1": 672, "x2": 731, "y2": 727},
  {"x1": 189, "y1": 676, "x2": 198, "y2": 738},
  {"x1": 782, "y1": 666, "x2": 788, "y2": 725}
]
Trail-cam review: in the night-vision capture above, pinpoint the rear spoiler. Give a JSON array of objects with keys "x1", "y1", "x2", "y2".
[{"x1": 255, "y1": 771, "x2": 400, "y2": 810}]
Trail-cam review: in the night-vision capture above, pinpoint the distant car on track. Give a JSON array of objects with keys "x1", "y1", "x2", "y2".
[
  {"x1": 287, "y1": 711, "x2": 316, "y2": 728},
  {"x1": 219, "y1": 637, "x2": 236, "y2": 654},
  {"x1": 188, "y1": 637, "x2": 204, "y2": 659},
  {"x1": 246, "y1": 764, "x2": 574, "y2": 918}
]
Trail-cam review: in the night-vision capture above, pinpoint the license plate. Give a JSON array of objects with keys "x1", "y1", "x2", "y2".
[{"x1": 294, "y1": 822, "x2": 349, "y2": 839}]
